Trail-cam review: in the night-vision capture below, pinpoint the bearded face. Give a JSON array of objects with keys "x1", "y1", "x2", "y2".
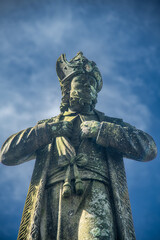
[{"x1": 69, "y1": 74, "x2": 98, "y2": 112}]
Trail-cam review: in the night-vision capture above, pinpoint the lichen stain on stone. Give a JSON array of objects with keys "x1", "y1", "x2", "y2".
[
  {"x1": 87, "y1": 187, "x2": 114, "y2": 238},
  {"x1": 90, "y1": 227, "x2": 101, "y2": 237},
  {"x1": 51, "y1": 126, "x2": 57, "y2": 131},
  {"x1": 89, "y1": 189, "x2": 109, "y2": 216}
]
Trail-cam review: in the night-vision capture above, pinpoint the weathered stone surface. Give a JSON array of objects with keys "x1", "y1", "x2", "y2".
[{"x1": 0, "y1": 52, "x2": 157, "y2": 240}]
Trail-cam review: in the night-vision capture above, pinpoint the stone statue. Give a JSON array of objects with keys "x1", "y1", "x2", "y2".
[{"x1": 0, "y1": 52, "x2": 157, "y2": 240}]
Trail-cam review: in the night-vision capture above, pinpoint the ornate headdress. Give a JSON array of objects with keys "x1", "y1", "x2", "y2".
[
  {"x1": 56, "y1": 52, "x2": 103, "y2": 112},
  {"x1": 56, "y1": 52, "x2": 103, "y2": 92}
]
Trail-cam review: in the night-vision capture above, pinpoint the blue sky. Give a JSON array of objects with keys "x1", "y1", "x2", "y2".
[{"x1": 0, "y1": 0, "x2": 160, "y2": 239}]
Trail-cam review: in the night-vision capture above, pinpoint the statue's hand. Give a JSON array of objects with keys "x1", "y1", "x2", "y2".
[
  {"x1": 80, "y1": 121, "x2": 101, "y2": 139},
  {"x1": 48, "y1": 121, "x2": 73, "y2": 138}
]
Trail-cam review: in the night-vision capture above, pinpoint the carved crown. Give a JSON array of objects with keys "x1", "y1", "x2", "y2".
[{"x1": 56, "y1": 52, "x2": 103, "y2": 92}]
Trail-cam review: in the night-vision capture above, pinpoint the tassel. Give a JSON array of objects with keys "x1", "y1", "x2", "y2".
[
  {"x1": 73, "y1": 164, "x2": 84, "y2": 195},
  {"x1": 62, "y1": 182, "x2": 71, "y2": 198},
  {"x1": 62, "y1": 165, "x2": 71, "y2": 198},
  {"x1": 75, "y1": 179, "x2": 84, "y2": 195}
]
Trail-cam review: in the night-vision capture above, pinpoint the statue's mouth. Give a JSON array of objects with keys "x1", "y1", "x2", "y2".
[
  {"x1": 69, "y1": 95, "x2": 97, "y2": 112},
  {"x1": 69, "y1": 88, "x2": 97, "y2": 112},
  {"x1": 70, "y1": 89, "x2": 97, "y2": 103},
  {"x1": 70, "y1": 95, "x2": 94, "y2": 106}
]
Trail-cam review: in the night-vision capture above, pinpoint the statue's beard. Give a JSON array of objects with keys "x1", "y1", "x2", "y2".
[{"x1": 69, "y1": 89, "x2": 97, "y2": 112}]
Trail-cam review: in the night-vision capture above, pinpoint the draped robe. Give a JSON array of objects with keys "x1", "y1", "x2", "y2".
[{"x1": 0, "y1": 110, "x2": 157, "y2": 240}]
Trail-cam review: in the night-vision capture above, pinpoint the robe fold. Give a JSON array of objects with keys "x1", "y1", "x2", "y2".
[{"x1": 0, "y1": 110, "x2": 157, "y2": 240}]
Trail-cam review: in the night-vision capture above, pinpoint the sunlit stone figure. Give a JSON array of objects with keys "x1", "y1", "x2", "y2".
[{"x1": 0, "y1": 52, "x2": 157, "y2": 240}]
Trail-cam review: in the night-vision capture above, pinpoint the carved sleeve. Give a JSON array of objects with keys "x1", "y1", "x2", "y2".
[
  {"x1": 96, "y1": 121, "x2": 157, "y2": 162},
  {"x1": 0, "y1": 122, "x2": 52, "y2": 166}
]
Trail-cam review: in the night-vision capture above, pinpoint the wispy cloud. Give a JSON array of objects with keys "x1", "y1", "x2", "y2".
[
  {"x1": 0, "y1": 1, "x2": 156, "y2": 197},
  {"x1": 0, "y1": 161, "x2": 34, "y2": 201},
  {"x1": 98, "y1": 82, "x2": 151, "y2": 130},
  {"x1": 0, "y1": 1, "x2": 159, "y2": 239}
]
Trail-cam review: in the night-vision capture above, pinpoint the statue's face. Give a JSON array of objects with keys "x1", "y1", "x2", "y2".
[{"x1": 69, "y1": 74, "x2": 98, "y2": 112}]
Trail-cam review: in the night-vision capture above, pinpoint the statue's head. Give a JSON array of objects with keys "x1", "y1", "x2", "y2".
[{"x1": 56, "y1": 52, "x2": 103, "y2": 113}]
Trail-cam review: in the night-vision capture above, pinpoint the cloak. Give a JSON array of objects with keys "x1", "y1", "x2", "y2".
[{"x1": 17, "y1": 111, "x2": 136, "y2": 240}]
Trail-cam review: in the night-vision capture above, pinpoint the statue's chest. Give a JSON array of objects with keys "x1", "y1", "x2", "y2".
[
  {"x1": 47, "y1": 114, "x2": 108, "y2": 186},
  {"x1": 63, "y1": 114, "x2": 99, "y2": 150},
  {"x1": 53, "y1": 114, "x2": 106, "y2": 168}
]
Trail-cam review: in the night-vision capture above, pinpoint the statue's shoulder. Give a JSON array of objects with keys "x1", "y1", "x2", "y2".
[
  {"x1": 104, "y1": 115, "x2": 124, "y2": 125},
  {"x1": 37, "y1": 115, "x2": 59, "y2": 125},
  {"x1": 94, "y1": 109, "x2": 123, "y2": 125}
]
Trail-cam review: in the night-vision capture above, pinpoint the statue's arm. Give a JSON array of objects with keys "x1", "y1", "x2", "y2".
[
  {"x1": 96, "y1": 121, "x2": 157, "y2": 162},
  {"x1": 0, "y1": 122, "x2": 52, "y2": 166},
  {"x1": 0, "y1": 120, "x2": 73, "y2": 166}
]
